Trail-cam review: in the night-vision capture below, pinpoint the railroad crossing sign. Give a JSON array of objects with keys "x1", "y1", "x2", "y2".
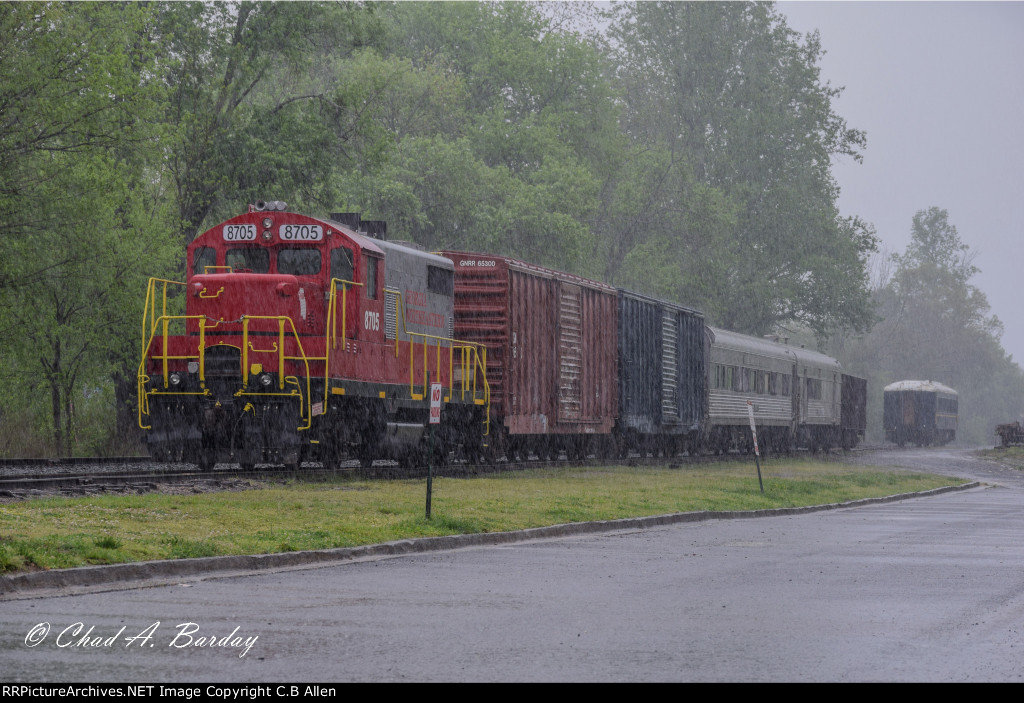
[{"x1": 429, "y1": 383, "x2": 442, "y2": 424}]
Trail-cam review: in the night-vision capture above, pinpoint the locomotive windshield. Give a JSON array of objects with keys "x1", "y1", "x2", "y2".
[
  {"x1": 225, "y1": 247, "x2": 270, "y2": 273},
  {"x1": 278, "y1": 249, "x2": 321, "y2": 276}
]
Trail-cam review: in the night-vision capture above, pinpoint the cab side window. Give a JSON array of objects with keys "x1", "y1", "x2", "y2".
[
  {"x1": 806, "y1": 378, "x2": 822, "y2": 400},
  {"x1": 364, "y1": 255, "x2": 378, "y2": 299},
  {"x1": 427, "y1": 265, "x2": 454, "y2": 296},
  {"x1": 331, "y1": 247, "x2": 354, "y2": 288}
]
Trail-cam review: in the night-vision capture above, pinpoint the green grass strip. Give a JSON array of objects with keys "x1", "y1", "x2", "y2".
[{"x1": 0, "y1": 460, "x2": 964, "y2": 573}]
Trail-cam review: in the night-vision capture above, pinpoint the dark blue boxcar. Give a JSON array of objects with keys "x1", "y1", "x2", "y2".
[{"x1": 616, "y1": 290, "x2": 707, "y2": 456}]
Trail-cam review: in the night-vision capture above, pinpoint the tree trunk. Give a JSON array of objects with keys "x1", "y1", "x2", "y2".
[{"x1": 49, "y1": 338, "x2": 63, "y2": 457}]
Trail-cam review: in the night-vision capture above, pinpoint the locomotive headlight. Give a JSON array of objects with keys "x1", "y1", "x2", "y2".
[
  {"x1": 262, "y1": 230, "x2": 272, "y2": 241},
  {"x1": 259, "y1": 373, "x2": 274, "y2": 388},
  {"x1": 262, "y1": 217, "x2": 273, "y2": 229},
  {"x1": 169, "y1": 372, "x2": 183, "y2": 387}
]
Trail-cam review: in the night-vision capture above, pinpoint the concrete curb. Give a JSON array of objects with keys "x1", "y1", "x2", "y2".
[{"x1": 0, "y1": 481, "x2": 982, "y2": 600}]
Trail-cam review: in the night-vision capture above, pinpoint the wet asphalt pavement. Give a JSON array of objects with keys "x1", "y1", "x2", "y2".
[{"x1": 2, "y1": 446, "x2": 1024, "y2": 682}]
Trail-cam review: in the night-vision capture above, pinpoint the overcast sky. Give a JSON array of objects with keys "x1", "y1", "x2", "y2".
[{"x1": 777, "y1": 1, "x2": 1024, "y2": 364}]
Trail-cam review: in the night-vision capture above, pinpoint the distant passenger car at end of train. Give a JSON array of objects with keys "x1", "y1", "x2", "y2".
[{"x1": 883, "y1": 380, "x2": 958, "y2": 446}]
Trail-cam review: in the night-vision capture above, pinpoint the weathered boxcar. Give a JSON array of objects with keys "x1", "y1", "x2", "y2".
[
  {"x1": 444, "y1": 251, "x2": 618, "y2": 460},
  {"x1": 883, "y1": 380, "x2": 958, "y2": 446},
  {"x1": 616, "y1": 290, "x2": 706, "y2": 456}
]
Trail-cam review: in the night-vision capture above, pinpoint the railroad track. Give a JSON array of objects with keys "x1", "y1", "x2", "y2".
[{"x1": 0, "y1": 445, "x2": 876, "y2": 501}]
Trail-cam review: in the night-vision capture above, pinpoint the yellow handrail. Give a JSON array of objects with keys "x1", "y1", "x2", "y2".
[
  {"x1": 382, "y1": 287, "x2": 491, "y2": 435},
  {"x1": 138, "y1": 277, "x2": 315, "y2": 431},
  {"x1": 138, "y1": 276, "x2": 491, "y2": 437},
  {"x1": 140, "y1": 277, "x2": 185, "y2": 363},
  {"x1": 231, "y1": 314, "x2": 314, "y2": 431}
]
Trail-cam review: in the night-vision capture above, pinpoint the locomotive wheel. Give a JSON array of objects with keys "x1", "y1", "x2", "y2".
[{"x1": 462, "y1": 442, "x2": 485, "y2": 465}]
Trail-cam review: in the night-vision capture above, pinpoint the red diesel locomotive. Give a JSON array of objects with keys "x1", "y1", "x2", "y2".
[{"x1": 137, "y1": 203, "x2": 490, "y2": 469}]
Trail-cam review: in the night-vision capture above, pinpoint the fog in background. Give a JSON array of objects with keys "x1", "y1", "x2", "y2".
[{"x1": 778, "y1": 1, "x2": 1024, "y2": 364}]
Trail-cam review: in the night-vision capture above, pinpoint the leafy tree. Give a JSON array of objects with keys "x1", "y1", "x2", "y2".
[
  {"x1": 604, "y1": 1, "x2": 875, "y2": 339},
  {"x1": 0, "y1": 2, "x2": 164, "y2": 285},
  {"x1": 155, "y1": 1, "x2": 387, "y2": 241},
  {"x1": 0, "y1": 2, "x2": 179, "y2": 455},
  {"x1": 330, "y1": 1, "x2": 620, "y2": 274},
  {"x1": 836, "y1": 207, "x2": 1024, "y2": 444}
]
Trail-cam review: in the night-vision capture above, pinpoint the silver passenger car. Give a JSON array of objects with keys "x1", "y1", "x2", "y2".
[{"x1": 707, "y1": 327, "x2": 842, "y2": 453}]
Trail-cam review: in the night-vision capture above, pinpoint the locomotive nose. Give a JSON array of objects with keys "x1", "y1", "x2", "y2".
[{"x1": 190, "y1": 272, "x2": 303, "y2": 317}]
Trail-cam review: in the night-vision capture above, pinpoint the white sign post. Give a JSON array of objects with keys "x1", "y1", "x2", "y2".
[{"x1": 746, "y1": 400, "x2": 764, "y2": 494}]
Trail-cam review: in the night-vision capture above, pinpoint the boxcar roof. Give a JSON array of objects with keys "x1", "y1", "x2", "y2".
[
  {"x1": 443, "y1": 250, "x2": 616, "y2": 292},
  {"x1": 617, "y1": 288, "x2": 704, "y2": 316}
]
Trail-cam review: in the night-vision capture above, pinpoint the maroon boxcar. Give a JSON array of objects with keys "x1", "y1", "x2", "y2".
[{"x1": 444, "y1": 252, "x2": 618, "y2": 460}]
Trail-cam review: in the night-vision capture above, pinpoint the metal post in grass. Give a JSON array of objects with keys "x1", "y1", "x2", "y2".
[
  {"x1": 746, "y1": 400, "x2": 764, "y2": 494},
  {"x1": 427, "y1": 375, "x2": 442, "y2": 519}
]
